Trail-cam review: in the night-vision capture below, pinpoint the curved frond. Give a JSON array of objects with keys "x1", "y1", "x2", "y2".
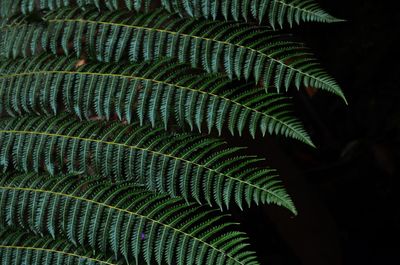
[
  {"x1": 0, "y1": 7, "x2": 346, "y2": 101},
  {"x1": 0, "y1": 172, "x2": 259, "y2": 265},
  {"x1": 0, "y1": 229, "x2": 122, "y2": 264},
  {"x1": 163, "y1": 0, "x2": 344, "y2": 28},
  {"x1": 0, "y1": 115, "x2": 296, "y2": 213},
  {"x1": 0, "y1": 0, "x2": 343, "y2": 28},
  {"x1": 0, "y1": 55, "x2": 313, "y2": 144}
]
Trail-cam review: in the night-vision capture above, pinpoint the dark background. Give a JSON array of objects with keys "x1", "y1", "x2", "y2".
[{"x1": 228, "y1": 1, "x2": 400, "y2": 264}]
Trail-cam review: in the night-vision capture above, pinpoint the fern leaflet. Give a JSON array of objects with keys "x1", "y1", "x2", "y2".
[
  {"x1": 0, "y1": 229, "x2": 123, "y2": 264},
  {"x1": 0, "y1": 0, "x2": 343, "y2": 28},
  {"x1": 0, "y1": 7, "x2": 346, "y2": 102},
  {"x1": 0, "y1": 115, "x2": 297, "y2": 212},
  {"x1": 0, "y1": 54, "x2": 313, "y2": 144},
  {"x1": 0, "y1": 172, "x2": 259, "y2": 265}
]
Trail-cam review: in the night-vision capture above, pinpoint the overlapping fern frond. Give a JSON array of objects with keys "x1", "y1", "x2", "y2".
[
  {"x1": 0, "y1": 115, "x2": 296, "y2": 212},
  {"x1": 0, "y1": 0, "x2": 345, "y2": 262},
  {"x1": 0, "y1": 229, "x2": 123, "y2": 264},
  {"x1": 0, "y1": 54, "x2": 312, "y2": 144},
  {"x1": 0, "y1": 7, "x2": 346, "y2": 101},
  {"x1": 0, "y1": 0, "x2": 342, "y2": 28},
  {"x1": 0, "y1": 172, "x2": 259, "y2": 265},
  {"x1": 0, "y1": 0, "x2": 154, "y2": 18}
]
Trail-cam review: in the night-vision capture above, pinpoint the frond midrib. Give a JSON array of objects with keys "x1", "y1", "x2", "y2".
[
  {"x1": 0, "y1": 70, "x2": 312, "y2": 144},
  {"x1": 0, "y1": 129, "x2": 296, "y2": 214},
  {"x1": 0, "y1": 245, "x2": 115, "y2": 265},
  {"x1": 45, "y1": 17, "x2": 344, "y2": 100},
  {"x1": 0, "y1": 185, "x2": 244, "y2": 265}
]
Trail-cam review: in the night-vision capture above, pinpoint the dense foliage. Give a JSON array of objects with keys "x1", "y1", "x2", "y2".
[{"x1": 0, "y1": 0, "x2": 343, "y2": 264}]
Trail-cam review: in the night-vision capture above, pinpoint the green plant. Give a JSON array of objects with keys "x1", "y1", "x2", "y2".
[
  {"x1": 0, "y1": 7, "x2": 345, "y2": 101},
  {"x1": 0, "y1": 55, "x2": 311, "y2": 143},
  {"x1": 0, "y1": 172, "x2": 258, "y2": 264},
  {"x1": 0, "y1": 0, "x2": 343, "y2": 264},
  {"x1": 0, "y1": 229, "x2": 125, "y2": 264},
  {"x1": 0, "y1": 115, "x2": 295, "y2": 211}
]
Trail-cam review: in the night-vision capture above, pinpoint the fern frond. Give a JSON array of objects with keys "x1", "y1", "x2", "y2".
[
  {"x1": 0, "y1": 7, "x2": 346, "y2": 102},
  {"x1": 0, "y1": 115, "x2": 296, "y2": 212},
  {"x1": 0, "y1": 0, "x2": 154, "y2": 18},
  {"x1": 0, "y1": 229, "x2": 123, "y2": 264},
  {"x1": 0, "y1": 0, "x2": 343, "y2": 28},
  {"x1": 164, "y1": 0, "x2": 344, "y2": 28},
  {"x1": 0, "y1": 172, "x2": 259, "y2": 265},
  {"x1": 0, "y1": 54, "x2": 313, "y2": 144}
]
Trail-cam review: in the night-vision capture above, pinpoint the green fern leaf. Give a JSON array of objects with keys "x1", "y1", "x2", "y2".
[
  {"x1": 0, "y1": 0, "x2": 153, "y2": 18},
  {"x1": 0, "y1": 7, "x2": 346, "y2": 102},
  {"x1": 0, "y1": 0, "x2": 343, "y2": 28},
  {"x1": 0, "y1": 172, "x2": 259, "y2": 264},
  {"x1": 0, "y1": 229, "x2": 123, "y2": 264},
  {"x1": 0, "y1": 115, "x2": 297, "y2": 212},
  {"x1": 170, "y1": 0, "x2": 344, "y2": 28},
  {"x1": 0, "y1": 54, "x2": 313, "y2": 144}
]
